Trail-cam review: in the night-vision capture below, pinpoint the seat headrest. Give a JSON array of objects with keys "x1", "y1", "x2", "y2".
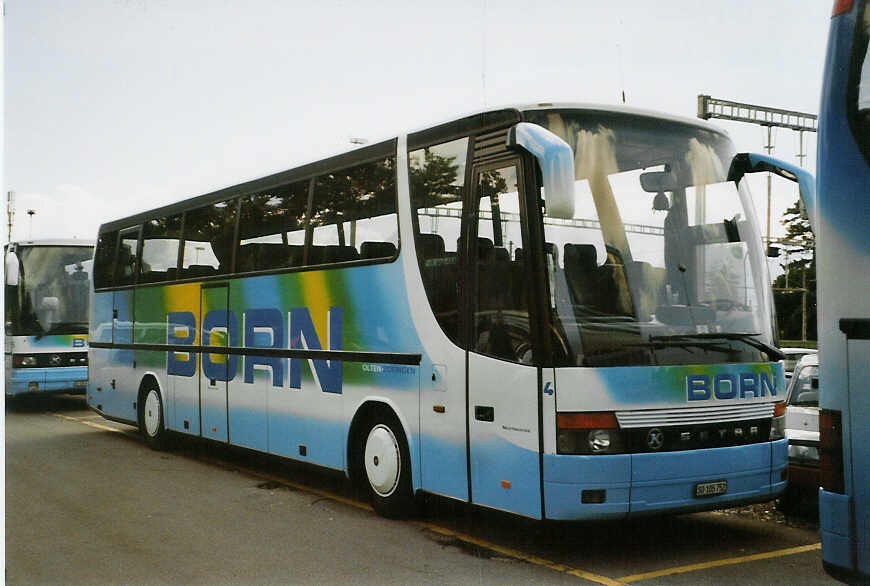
[
  {"x1": 360, "y1": 241, "x2": 397, "y2": 259},
  {"x1": 417, "y1": 233, "x2": 445, "y2": 257},
  {"x1": 565, "y1": 243, "x2": 598, "y2": 269}
]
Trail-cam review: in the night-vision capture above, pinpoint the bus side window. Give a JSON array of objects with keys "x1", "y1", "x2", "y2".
[
  {"x1": 855, "y1": 7, "x2": 870, "y2": 157},
  {"x1": 309, "y1": 156, "x2": 398, "y2": 266},
  {"x1": 237, "y1": 181, "x2": 309, "y2": 273},
  {"x1": 409, "y1": 137, "x2": 469, "y2": 343},
  {"x1": 115, "y1": 227, "x2": 141, "y2": 287},
  {"x1": 180, "y1": 199, "x2": 237, "y2": 279},
  {"x1": 93, "y1": 231, "x2": 118, "y2": 289},
  {"x1": 139, "y1": 214, "x2": 182, "y2": 284}
]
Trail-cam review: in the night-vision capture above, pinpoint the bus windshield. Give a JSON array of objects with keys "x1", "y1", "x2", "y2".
[
  {"x1": 6, "y1": 245, "x2": 93, "y2": 337},
  {"x1": 524, "y1": 109, "x2": 774, "y2": 367}
]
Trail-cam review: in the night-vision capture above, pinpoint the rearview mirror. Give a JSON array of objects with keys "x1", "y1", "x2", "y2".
[
  {"x1": 5, "y1": 250, "x2": 20, "y2": 286},
  {"x1": 728, "y1": 153, "x2": 816, "y2": 232},
  {"x1": 640, "y1": 170, "x2": 683, "y2": 193},
  {"x1": 507, "y1": 122, "x2": 576, "y2": 219}
]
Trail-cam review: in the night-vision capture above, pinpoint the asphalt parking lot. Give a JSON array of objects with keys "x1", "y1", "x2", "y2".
[{"x1": 6, "y1": 394, "x2": 838, "y2": 585}]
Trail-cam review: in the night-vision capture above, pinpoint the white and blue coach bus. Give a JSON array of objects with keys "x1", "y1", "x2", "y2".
[
  {"x1": 88, "y1": 104, "x2": 811, "y2": 520},
  {"x1": 816, "y1": 0, "x2": 870, "y2": 580},
  {"x1": 5, "y1": 239, "x2": 94, "y2": 397}
]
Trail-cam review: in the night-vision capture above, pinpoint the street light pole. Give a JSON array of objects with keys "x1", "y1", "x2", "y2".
[
  {"x1": 7, "y1": 191, "x2": 14, "y2": 242},
  {"x1": 26, "y1": 209, "x2": 35, "y2": 240}
]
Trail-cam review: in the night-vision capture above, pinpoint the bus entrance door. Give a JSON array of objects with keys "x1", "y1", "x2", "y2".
[
  {"x1": 468, "y1": 356, "x2": 542, "y2": 518},
  {"x1": 200, "y1": 284, "x2": 230, "y2": 442},
  {"x1": 466, "y1": 160, "x2": 542, "y2": 519}
]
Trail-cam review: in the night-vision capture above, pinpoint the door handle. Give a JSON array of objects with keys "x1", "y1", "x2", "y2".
[{"x1": 475, "y1": 406, "x2": 494, "y2": 422}]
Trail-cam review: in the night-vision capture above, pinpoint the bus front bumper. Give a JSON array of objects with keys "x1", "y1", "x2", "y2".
[
  {"x1": 6, "y1": 366, "x2": 88, "y2": 396},
  {"x1": 543, "y1": 439, "x2": 788, "y2": 520}
]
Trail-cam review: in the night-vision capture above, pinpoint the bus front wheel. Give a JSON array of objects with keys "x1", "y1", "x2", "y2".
[
  {"x1": 359, "y1": 410, "x2": 414, "y2": 518},
  {"x1": 138, "y1": 383, "x2": 168, "y2": 450}
]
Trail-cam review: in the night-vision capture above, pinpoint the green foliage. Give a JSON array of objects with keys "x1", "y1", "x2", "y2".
[
  {"x1": 409, "y1": 150, "x2": 462, "y2": 207},
  {"x1": 773, "y1": 198, "x2": 816, "y2": 341}
]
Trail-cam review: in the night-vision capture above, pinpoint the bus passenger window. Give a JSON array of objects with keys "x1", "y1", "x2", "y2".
[
  {"x1": 237, "y1": 181, "x2": 309, "y2": 273},
  {"x1": 180, "y1": 199, "x2": 237, "y2": 278},
  {"x1": 115, "y1": 228, "x2": 140, "y2": 287},
  {"x1": 854, "y1": 7, "x2": 870, "y2": 157},
  {"x1": 139, "y1": 214, "x2": 182, "y2": 284},
  {"x1": 93, "y1": 231, "x2": 118, "y2": 289},
  {"x1": 409, "y1": 137, "x2": 468, "y2": 343},
  {"x1": 310, "y1": 156, "x2": 398, "y2": 266}
]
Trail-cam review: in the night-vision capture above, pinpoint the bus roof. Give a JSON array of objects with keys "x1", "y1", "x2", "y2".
[
  {"x1": 8, "y1": 239, "x2": 95, "y2": 248},
  {"x1": 96, "y1": 103, "x2": 730, "y2": 235},
  {"x1": 520, "y1": 102, "x2": 730, "y2": 135}
]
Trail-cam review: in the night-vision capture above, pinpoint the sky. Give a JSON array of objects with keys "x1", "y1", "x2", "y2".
[{"x1": 3, "y1": 0, "x2": 832, "y2": 249}]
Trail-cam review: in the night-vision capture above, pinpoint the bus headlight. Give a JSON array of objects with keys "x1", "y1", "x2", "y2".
[
  {"x1": 588, "y1": 429, "x2": 614, "y2": 453},
  {"x1": 556, "y1": 412, "x2": 625, "y2": 455},
  {"x1": 13, "y1": 354, "x2": 38, "y2": 367},
  {"x1": 770, "y1": 401, "x2": 786, "y2": 440}
]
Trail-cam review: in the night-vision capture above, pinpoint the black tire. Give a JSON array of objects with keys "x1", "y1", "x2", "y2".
[
  {"x1": 357, "y1": 408, "x2": 415, "y2": 519},
  {"x1": 138, "y1": 383, "x2": 168, "y2": 450},
  {"x1": 776, "y1": 485, "x2": 802, "y2": 515}
]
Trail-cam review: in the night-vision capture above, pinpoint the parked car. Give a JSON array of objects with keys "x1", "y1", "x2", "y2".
[
  {"x1": 781, "y1": 347, "x2": 817, "y2": 385},
  {"x1": 780, "y1": 353, "x2": 820, "y2": 512}
]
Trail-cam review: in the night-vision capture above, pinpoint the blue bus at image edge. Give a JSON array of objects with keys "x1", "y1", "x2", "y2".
[
  {"x1": 5, "y1": 240, "x2": 94, "y2": 397},
  {"x1": 816, "y1": 0, "x2": 870, "y2": 581}
]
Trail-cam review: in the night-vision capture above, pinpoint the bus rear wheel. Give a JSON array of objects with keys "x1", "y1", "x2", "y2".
[
  {"x1": 359, "y1": 410, "x2": 414, "y2": 518},
  {"x1": 139, "y1": 384, "x2": 168, "y2": 450}
]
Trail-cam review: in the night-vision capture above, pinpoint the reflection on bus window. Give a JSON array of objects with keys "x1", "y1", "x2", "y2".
[
  {"x1": 181, "y1": 200, "x2": 237, "y2": 278},
  {"x1": 527, "y1": 110, "x2": 771, "y2": 367},
  {"x1": 410, "y1": 137, "x2": 468, "y2": 342},
  {"x1": 7, "y1": 246, "x2": 93, "y2": 336}
]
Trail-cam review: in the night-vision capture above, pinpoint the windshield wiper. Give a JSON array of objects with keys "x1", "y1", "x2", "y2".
[{"x1": 648, "y1": 332, "x2": 785, "y2": 361}]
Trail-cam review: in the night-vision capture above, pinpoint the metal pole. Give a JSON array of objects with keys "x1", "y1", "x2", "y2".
[
  {"x1": 7, "y1": 191, "x2": 14, "y2": 242},
  {"x1": 765, "y1": 126, "x2": 773, "y2": 247},
  {"x1": 801, "y1": 267, "x2": 807, "y2": 346},
  {"x1": 797, "y1": 129, "x2": 809, "y2": 344}
]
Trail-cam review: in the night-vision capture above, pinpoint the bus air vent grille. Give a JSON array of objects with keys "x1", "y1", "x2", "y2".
[
  {"x1": 615, "y1": 403, "x2": 775, "y2": 428},
  {"x1": 473, "y1": 128, "x2": 511, "y2": 164}
]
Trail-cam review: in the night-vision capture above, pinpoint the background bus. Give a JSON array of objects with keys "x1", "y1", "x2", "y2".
[
  {"x1": 89, "y1": 104, "x2": 807, "y2": 520},
  {"x1": 817, "y1": 0, "x2": 870, "y2": 580},
  {"x1": 5, "y1": 239, "x2": 94, "y2": 397}
]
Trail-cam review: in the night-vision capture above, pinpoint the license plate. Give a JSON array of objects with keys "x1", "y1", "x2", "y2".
[{"x1": 694, "y1": 480, "x2": 727, "y2": 497}]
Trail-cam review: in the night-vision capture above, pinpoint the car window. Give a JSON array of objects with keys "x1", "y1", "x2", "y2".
[{"x1": 789, "y1": 365, "x2": 819, "y2": 406}]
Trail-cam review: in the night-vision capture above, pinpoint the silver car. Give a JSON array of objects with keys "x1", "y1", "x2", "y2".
[
  {"x1": 780, "y1": 354, "x2": 820, "y2": 511},
  {"x1": 781, "y1": 347, "x2": 817, "y2": 385}
]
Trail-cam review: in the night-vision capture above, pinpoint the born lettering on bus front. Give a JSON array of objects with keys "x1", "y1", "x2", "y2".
[
  {"x1": 686, "y1": 373, "x2": 777, "y2": 401},
  {"x1": 166, "y1": 306, "x2": 342, "y2": 394}
]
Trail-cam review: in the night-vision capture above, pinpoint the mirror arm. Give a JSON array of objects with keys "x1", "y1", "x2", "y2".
[
  {"x1": 728, "y1": 152, "x2": 817, "y2": 232},
  {"x1": 507, "y1": 122, "x2": 576, "y2": 219},
  {"x1": 5, "y1": 249, "x2": 20, "y2": 287}
]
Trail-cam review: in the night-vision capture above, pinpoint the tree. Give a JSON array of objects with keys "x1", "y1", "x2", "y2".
[
  {"x1": 772, "y1": 198, "x2": 816, "y2": 341},
  {"x1": 409, "y1": 150, "x2": 462, "y2": 207}
]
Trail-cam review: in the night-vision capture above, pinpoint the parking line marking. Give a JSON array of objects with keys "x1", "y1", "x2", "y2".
[
  {"x1": 419, "y1": 522, "x2": 626, "y2": 586},
  {"x1": 198, "y1": 457, "x2": 623, "y2": 585},
  {"x1": 54, "y1": 411, "x2": 627, "y2": 584},
  {"x1": 618, "y1": 542, "x2": 821, "y2": 583},
  {"x1": 62, "y1": 411, "x2": 826, "y2": 586},
  {"x1": 52, "y1": 413, "x2": 126, "y2": 434}
]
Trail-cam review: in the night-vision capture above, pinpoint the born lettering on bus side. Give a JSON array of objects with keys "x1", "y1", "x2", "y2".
[
  {"x1": 166, "y1": 306, "x2": 343, "y2": 394},
  {"x1": 686, "y1": 373, "x2": 777, "y2": 401}
]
